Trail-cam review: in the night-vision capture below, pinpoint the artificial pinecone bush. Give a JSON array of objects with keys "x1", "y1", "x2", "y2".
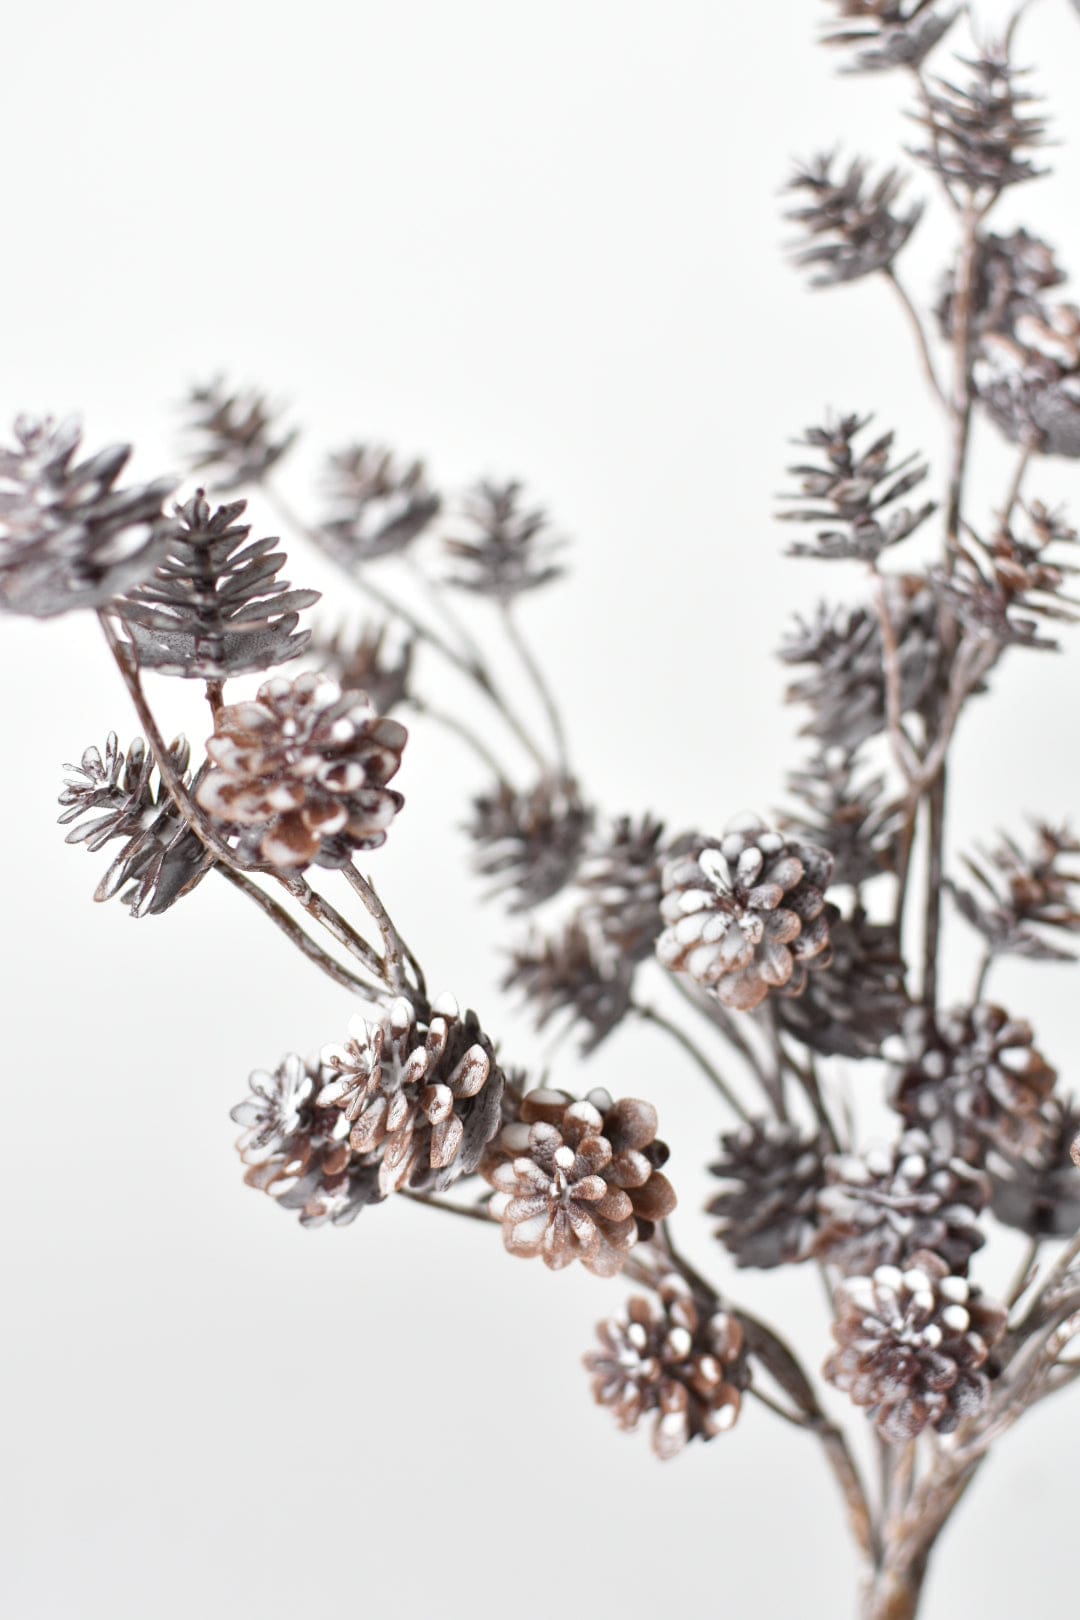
[
  {"x1": 785, "y1": 154, "x2": 923, "y2": 286},
  {"x1": 482, "y1": 1087, "x2": 676, "y2": 1277},
  {"x1": 196, "y1": 672, "x2": 407, "y2": 870},
  {"x1": 585, "y1": 1276, "x2": 746, "y2": 1460},
  {"x1": 825, "y1": 1250, "x2": 1007, "y2": 1440},
  {"x1": 468, "y1": 775, "x2": 592, "y2": 910},
  {"x1": 444, "y1": 480, "x2": 566, "y2": 599},
  {"x1": 183, "y1": 378, "x2": 296, "y2": 489},
  {"x1": 657, "y1": 822, "x2": 836, "y2": 1011},
  {"x1": 317, "y1": 443, "x2": 441, "y2": 563},
  {"x1": 707, "y1": 1118, "x2": 828, "y2": 1268}
]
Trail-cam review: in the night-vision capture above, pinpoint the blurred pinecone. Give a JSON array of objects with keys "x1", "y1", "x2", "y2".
[
  {"x1": 182, "y1": 378, "x2": 296, "y2": 490},
  {"x1": 820, "y1": 1, "x2": 958, "y2": 73},
  {"x1": 707, "y1": 1119, "x2": 829, "y2": 1269},
  {"x1": 657, "y1": 823, "x2": 836, "y2": 1012},
  {"x1": 118, "y1": 491, "x2": 320, "y2": 677},
  {"x1": 196, "y1": 672, "x2": 407, "y2": 870},
  {"x1": 949, "y1": 817, "x2": 1080, "y2": 961},
  {"x1": 776, "y1": 907, "x2": 908, "y2": 1059},
  {"x1": 937, "y1": 229, "x2": 1066, "y2": 343},
  {"x1": 975, "y1": 312, "x2": 1080, "y2": 457},
  {"x1": 815, "y1": 1130, "x2": 988, "y2": 1277},
  {"x1": 785, "y1": 154, "x2": 923, "y2": 287},
  {"x1": 483, "y1": 1086, "x2": 676, "y2": 1276},
  {"x1": 307, "y1": 620, "x2": 414, "y2": 713},
  {"x1": 317, "y1": 994, "x2": 505, "y2": 1195},
  {"x1": 444, "y1": 480, "x2": 566, "y2": 599},
  {"x1": 778, "y1": 412, "x2": 935, "y2": 563},
  {"x1": 316, "y1": 443, "x2": 441, "y2": 566},
  {"x1": 468, "y1": 775, "x2": 592, "y2": 909},
  {"x1": 931, "y1": 498, "x2": 1078, "y2": 649},
  {"x1": 504, "y1": 920, "x2": 634, "y2": 1054},
  {"x1": 889, "y1": 1003, "x2": 1058, "y2": 1168},
  {"x1": 988, "y1": 1096, "x2": 1080, "y2": 1238},
  {"x1": 576, "y1": 813, "x2": 675, "y2": 962},
  {"x1": 585, "y1": 1276, "x2": 745, "y2": 1460},
  {"x1": 0, "y1": 415, "x2": 175, "y2": 617},
  {"x1": 58, "y1": 732, "x2": 212, "y2": 916},
  {"x1": 910, "y1": 46, "x2": 1047, "y2": 207},
  {"x1": 826, "y1": 1251, "x2": 1007, "y2": 1440},
  {"x1": 782, "y1": 749, "x2": 904, "y2": 888}
]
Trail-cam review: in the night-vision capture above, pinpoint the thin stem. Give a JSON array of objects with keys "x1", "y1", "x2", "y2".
[
  {"x1": 922, "y1": 770, "x2": 946, "y2": 1010},
  {"x1": 748, "y1": 1384, "x2": 813, "y2": 1428},
  {"x1": 205, "y1": 678, "x2": 225, "y2": 725},
  {"x1": 1006, "y1": 1236, "x2": 1042, "y2": 1313},
  {"x1": 999, "y1": 446, "x2": 1031, "y2": 532},
  {"x1": 668, "y1": 975, "x2": 774, "y2": 1094},
  {"x1": 342, "y1": 862, "x2": 428, "y2": 1004},
  {"x1": 882, "y1": 268, "x2": 947, "y2": 408},
  {"x1": 633, "y1": 1003, "x2": 751, "y2": 1121},
  {"x1": 406, "y1": 693, "x2": 510, "y2": 779},
  {"x1": 500, "y1": 600, "x2": 571, "y2": 777},
  {"x1": 216, "y1": 866, "x2": 385, "y2": 998},
  {"x1": 401, "y1": 1190, "x2": 495, "y2": 1225},
  {"x1": 871, "y1": 574, "x2": 922, "y2": 784},
  {"x1": 973, "y1": 948, "x2": 994, "y2": 1004},
  {"x1": 279, "y1": 871, "x2": 386, "y2": 980}
]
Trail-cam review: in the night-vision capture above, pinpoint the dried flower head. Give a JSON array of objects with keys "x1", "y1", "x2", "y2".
[
  {"x1": 910, "y1": 46, "x2": 1048, "y2": 206},
  {"x1": 317, "y1": 443, "x2": 441, "y2": 565},
  {"x1": 820, "y1": 1, "x2": 958, "y2": 74},
  {"x1": 307, "y1": 620, "x2": 414, "y2": 713},
  {"x1": 782, "y1": 749, "x2": 904, "y2": 888},
  {"x1": 182, "y1": 378, "x2": 296, "y2": 490},
  {"x1": 444, "y1": 480, "x2": 567, "y2": 599},
  {"x1": 468, "y1": 775, "x2": 592, "y2": 910},
  {"x1": 776, "y1": 907, "x2": 908, "y2": 1060},
  {"x1": 785, "y1": 154, "x2": 923, "y2": 287},
  {"x1": 503, "y1": 920, "x2": 634, "y2": 1054},
  {"x1": 707, "y1": 1119, "x2": 828, "y2": 1269},
  {"x1": 949, "y1": 818, "x2": 1080, "y2": 961},
  {"x1": 778, "y1": 413, "x2": 935, "y2": 562}
]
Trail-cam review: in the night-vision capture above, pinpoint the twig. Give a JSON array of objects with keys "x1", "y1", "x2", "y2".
[
  {"x1": 871, "y1": 574, "x2": 922, "y2": 783},
  {"x1": 401, "y1": 1190, "x2": 495, "y2": 1225},
  {"x1": 342, "y1": 862, "x2": 428, "y2": 1003},
  {"x1": 216, "y1": 866, "x2": 386, "y2": 998},
  {"x1": 279, "y1": 871, "x2": 386, "y2": 980},
  {"x1": 633, "y1": 1002, "x2": 751, "y2": 1120},
  {"x1": 999, "y1": 446, "x2": 1032, "y2": 532},
  {"x1": 1006, "y1": 1236, "x2": 1042, "y2": 1313},
  {"x1": 882, "y1": 268, "x2": 947, "y2": 408},
  {"x1": 500, "y1": 600, "x2": 571, "y2": 777}
]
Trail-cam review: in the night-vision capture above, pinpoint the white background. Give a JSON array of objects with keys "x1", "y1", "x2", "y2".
[{"x1": 3, "y1": 2, "x2": 1080, "y2": 1616}]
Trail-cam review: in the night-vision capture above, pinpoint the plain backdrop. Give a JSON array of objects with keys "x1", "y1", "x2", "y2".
[{"x1": 3, "y1": 2, "x2": 1080, "y2": 1616}]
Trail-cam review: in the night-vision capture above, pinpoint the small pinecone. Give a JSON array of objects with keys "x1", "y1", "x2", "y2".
[
  {"x1": 444, "y1": 480, "x2": 566, "y2": 600},
  {"x1": 182, "y1": 378, "x2": 296, "y2": 490},
  {"x1": 989, "y1": 1096, "x2": 1080, "y2": 1238},
  {"x1": 196, "y1": 672, "x2": 407, "y2": 870},
  {"x1": 889, "y1": 1003, "x2": 1057, "y2": 1168},
  {"x1": 707, "y1": 1119, "x2": 828, "y2": 1269},
  {"x1": 825, "y1": 1251, "x2": 1007, "y2": 1440},
  {"x1": 910, "y1": 46, "x2": 1047, "y2": 207},
  {"x1": 815, "y1": 1130, "x2": 988, "y2": 1277},
  {"x1": 949, "y1": 816, "x2": 1080, "y2": 961},
  {"x1": 657, "y1": 823, "x2": 835, "y2": 1012},
  {"x1": 785, "y1": 154, "x2": 922, "y2": 287},
  {"x1": 585, "y1": 1276, "x2": 745, "y2": 1460},
  {"x1": 504, "y1": 920, "x2": 634, "y2": 1054},
  {"x1": 782, "y1": 748, "x2": 904, "y2": 888},
  {"x1": 317, "y1": 443, "x2": 441, "y2": 564},
  {"x1": 937, "y1": 228, "x2": 1065, "y2": 343},
  {"x1": 778, "y1": 412, "x2": 934, "y2": 563},
  {"x1": 482, "y1": 1087, "x2": 676, "y2": 1277},
  {"x1": 468, "y1": 775, "x2": 592, "y2": 910},
  {"x1": 930, "y1": 498, "x2": 1078, "y2": 648},
  {"x1": 576, "y1": 813, "x2": 674, "y2": 962},
  {"x1": 317, "y1": 995, "x2": 505, "y2": 1195},
  {"x1": 776, "y1": 907, "x2": 907, "y2": 1060},
  {"x1": 820, "y1": 2, "x2": 958, "y2": 74},
  {"x1": 0, "y1": 415, "x2": 175, "y2": 617},
  {"x1": 309, "y1": 621, "x2": 414, "y2": 714}
]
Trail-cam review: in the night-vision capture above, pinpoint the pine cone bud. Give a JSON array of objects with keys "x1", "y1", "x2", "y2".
[
  {"x1": 820, "y1": 2, "x2": 958, "y2": 74},
  {"x1": 707, "y1": 1119, "x2": 828, "y2": 1269},
  {"x1": 183, "y1": 378, "x2": 296, "y2": 490},
  {"x1": 318, "y1": 444, "x2": 441, "y2": 563},
  {"x1": 444, "y1": 480, "x2": 566, "y2": 600}
]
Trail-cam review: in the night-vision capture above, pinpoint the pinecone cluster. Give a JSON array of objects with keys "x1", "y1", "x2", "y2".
[
  {"x1": 585, "y1": 1276, "x2": 745, "y2": 1459},
  {"x1": 785, "y1": 154, "x2": 922, "y2": 287},
  {"x1": 778, "y1": 413, "x2": 935, "y2": 563},
  {"x1": 825, "y1": 1251, "x2": 1007, "y2": 1440},
  {"x1": 308, "y1": 620, "x2": 414, "y2": 714},
  {"x1": 910, "y1": 45, "x2": 1047, "y2": 207},
  {"x1": 468, "y1": 775, "x2": 592, "y2": 910},
  {"x1": 0, "y1": 415, "x2": 175, "y2": 618},
  {"x1": 444, "y1": 480, "x2": 566, "y2": 599},
  {"x1": 949, "y1": 817, "x2": 1080, "y2": 961},
  {"x1": 196, "y1": 672, "x2": 407, "y2": 870},
  {"x1": 708, "y1": 1119, "x2": 829, "y2": 1269},
  {"x1": 482, "y1": 1087, "x2": 676, "y2": 1277},
  {"x1": 657, "y1": 823, "x2": 836, "y2": 1012},
  {"x1": 504, "y1": 921, "x2": 634, "y2": 1054},
  {"x1": 820, "y1": 1, "x2": 958, "y2": 74},
  {"x1": 776, "y1": 907, "x2": 907, "y2": 1060},
  {"x1": 183, "y1": 378, "x2": 296, "y2": 490},
  {"x1": 317, "y1": 443, "x2": 441, "y2": 565}
]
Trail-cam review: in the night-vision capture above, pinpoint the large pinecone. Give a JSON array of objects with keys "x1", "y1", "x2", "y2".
[
  {"x1": 785, "y1": 154, "x2": 923, "y2": 287},
  {"x1": 707, "y1": 1119, "x2": 828, "y2": 1269},
  {"x1": 815, "y1": 1130, "x2": 988, "y2": 1277},
  {"x1": 317, "y1": 995, "x2": 505, "y2": 1195},
  {"x1": 0, "y1": 415, "x2": 175, "y2": 617},
  {"x1": 468, "y1": 775, "x2": 592, "y2": 910},
  {"x1": 196, "y1": 672, "x2": 407, "y2": 870},
  {"x1": 825, "y1": 1251, "x2": 1007, "y2": 1440},
  {"x1": 503, "y1": 920, "x2": 634, "y2": 1054},
  {"x1": 585, "y1": 1276, "x2": 745, "y2": 1460},
  {"x1": 657, "y1": 823, "x2": 835, "y2": 1012},
  {"x1": 482, "y1": 1087, "x2": 676, "y2": 1277}
]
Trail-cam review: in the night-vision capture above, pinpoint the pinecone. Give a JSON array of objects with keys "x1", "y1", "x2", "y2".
[
  {"x1": 782, "y1": 748, "x2": 904, "y2": 888},
  {"x1": 317, "y1": 443, "x2": 441, "y2": 564},
  {"x1": 778, "y1": 412, "x2": 934, "y2": 563},
  {"x1": 974, "y1": 316, "x2": 1080, "y2": 458},
  {"x1": 317, "y1": 994, "x2": 505, "y2": 1195},
  {"x1": 989, "y1": 1096, "x2": 1080, "y2": 1238},
  {"x1": 585, "y1": 1276, "x2": 745, "y2": 1460},
  {"x1": 930, "y1": 497, "x2": 1078, "y2": 648},
  {"x1": 820, "y1": 2, "x2": 958, "y2": 74},
  {"x1": 182, "y1": 378, "x2": 296, "y2": 490},
  {"x1": 196, "y1": 672, "x2": 407, "y2": 870},
  {"x1": 785, "y1": 154, "x2": 923, "y2": 287},
  {"x1": 482, "y1": 1087, "x2": 676, "y2": 1277},
  {"x1": 707, "y1": 1119, "x2": 828, "y2": 1269},
  {"x1": 949, "y1": 816, "x2": 1080, "y2": 961},
  {"x1": 889, "y1": 1003, "x2": 1058, "y2": 1168},
  {"x1": 815, "y1": 1130, "x2": 988, "y2": 1277},
  {"x1": 308, "y1": 621, "x2": 414, "y2": 714},
  {"x1": 118, "y1": 491, "x2": 320, "y2": 677},
  {"x1": 444, "y1": 480, "x2": 566, "y2": 600},
  {"x1": 504, "y1": 920, "x2": 634, "y2": 1054},
  {"x1": 576, "y1": 813, "x2": 674, "y2": 962},
  {"x1": 910, "y1": 46, "x2": 1047, "y2": 207},
  {"x1": 657, "y1": 823, "x2": 835, "y2": 1012},
  {"x1": 0, "y1": 415, "x2": 175, "y2": 617},
  {"x1": 468, "y1": 775, "x2": 592, "y2": 909},
  {"x1": 776, "y1": 907, "x2": 908, "y2": 1061},
  {"x1": 936, "y1": 228, "x2": 1066, "y2": 342},
  {"x1": 825, "y1": 1251, "x2": 1007, "y2": 1440}
]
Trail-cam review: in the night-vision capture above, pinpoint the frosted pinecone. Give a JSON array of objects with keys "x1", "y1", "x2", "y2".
[
  {"x1": 576, "y1": 813, "x2": 675, "y2": 962},
  {"x1": 776, "y1": 908, "x2": 907, "y2": 1060},
  {"x1": 889, "y1": 1003, "x2": 1057, "y2": 1168},
  {"x1": 785, "y1": 154, "x2": 923, "y2": 287},
  {"x1": 657, "y1": 822, "x2": 835, "y2": 1012},
  {"x1": 707, "y1": 1119, "x2": 828, "y2": 1269},
  {"x1": 783, "y1": 749, "x2": 904, "y2": 889},
  {"x1": 196, "y1": 672, "x2": 407, "y2": 870},
  {"x1": 444, "y1": 480, "x2": 566, "y2": 600},
  {"x1": 183, "y1": 378, "x2": 296, "y2": 489},
  {"x1": 317, "y1": 443, "x2": 441, "y2": 565},
  {"x1": 317, "y1": 995, "x2": 505, "y2": 1195},
  {"x1": 0, "y1": 415, "x2": 175, "y2": 617},
  {"x1": 778, "y1": 413, "x2": 934, "y2": 563},
  {"x1": 989, "y1": 1096, "x2": 1080, "y2": 1238},
  {"x1": 820, "y1": 2, "x2": 958, "y2": 74},
  {"x1": 308, "y1": 621, "x2": 413, "y2": 713},
  {"x1": 825, "y1": 1251, "x2": 1007, "y2": 1440},
  {"x1": 468, "y1": 775, "x2": 592, "y2": 910},
  {"x1": 910, "y1": 45, "x2": 1047, "y2": 208},
  {"x1": 974, "y1": 313, "x2": 1080, "y2": 459},
  {"x1": 930, "y1": 497, "x2": 1078, "y2": 648},
  {"x1": 585, "y1": 1276, "x2": 745, "y2": 1460},
  {"x1": 937, "y1": 228, "x2": 1066, "y2": 343},
  {"x1": 815, "y1": 1131, "x2": 988, "y2": 1277},
  {"x1": 504, "y1": 920, "x2": 634, "y2": 1054},
  {"x1": 482, "y1": 1087, "x2": 676, "y2": 1277},
  {"x1": 950, "y1": 817, "x2": 1080, "y2": 962}
]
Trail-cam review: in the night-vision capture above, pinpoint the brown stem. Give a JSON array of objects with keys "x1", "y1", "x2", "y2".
[
  {"x1": 882, "y1": 268, "x2": 947, "y2": 409},
  {"x1": 405, "y1": 693, "x2": 510, "y2": 779},
  {"x1": 216, "y1": 866, "x2": 386, "y2": 998},
  {"x1": 205, "y1": 678, "x2": 225, "y2": 725},
  {"x1": 341, "y1": 862, "x2": 428, "y2": 1004},
  {"x1": 278, "y1": 871, "x2": 386, "y2": 980},
  {"x1": 401, "y1": 1189, "x2": 494, "y2": 1225},
  {"x1": 922, "y1": 768, "x2": 946, "y2": 1010}
]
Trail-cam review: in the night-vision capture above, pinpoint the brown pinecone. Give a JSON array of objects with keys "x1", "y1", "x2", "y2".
[
  {"x1": 937, "y1": 228, "x2": 1066, "y2": 343},
  {"x1": 815, "y1": 1130, "x2": 988, "y2": 1277},
  {"x1": 503, "y1": 919, "x2": 634, "y2": 1054},
  {"x1": 708, "y1": 1119, "x2": 828, "y2": 1269},
  {"x1": 989, "y1": 1095, "x2": 1080, "y2": 1237},
  {"x1": 317, "y1": 994, "x2": 505, "y2": 1195},
  {"x1": 782, "y1": 748, "x2": 904, "y2": 888},
  {"x1": 820, "y1": 2, "x2": 958, "y2": 74},
  {"x1": 576, "y1": 813, "x2": 674, "y2": 962},
  {"x1": 785, "y1": 154, "x2": 923, "y2": 287},
  {"x1": 183, "y1": 377, "x2": 296, "y2": 490},
  {"x1": 308, "y1": 620, "x2": 413, "y2": 713},
  {"x1": 468, "y1": 775, "x2": 592, "y2": 910},
  {"x1": 778, "y1": 412, "x2": 934, "y2": 564},
  {"x1": 889, "y1": 1003, "x2": 1057, "y2": 1168},
  {"x1": 317, "y1": 443, "x2": 441, "y2": 563},
  {"x1": 444, "y1": 480, "x2": 566, "y2": 600},
  {"x1": 482, "y1": 1087, "x2": 676, "y2": 1277},
  {"x1": 657, "y1": 823, "x2": 835, "y2": 1012},
  {"x1": 776, "y1": 906, "x2": 908, "y2": 1060},
  {"x1": 196, "y1": 672, "x2": 407, "y2": 870},
  {"x1": 825, "y1": 1251, "x2": 1007, "y2": 1440},
  {"x1": 585, "y1": 1276, "x2": 745, "y2": 1460},
  {"x1": 950, "y1": 816, "x2": 1080, "y2": 961}
]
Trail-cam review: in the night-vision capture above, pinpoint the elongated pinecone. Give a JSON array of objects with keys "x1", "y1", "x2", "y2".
[
  {"x1": 910, "y1": 47, "x2": 1047, "y2": 206},
  {"x1": 785, "y1": 154, "x2": 922, "y2": 287},
  {"x1": 504, "y1": 920, "x2": 634, "y2": 1054},
  {"x1": 58, "y1": 732, "x2": 212, "y2": 916},
  {"x1": 932, "y1": 498, "x2": 1079, "y2": 648},
  {"x1": 585, "y1": 1276, "x2": 745, "y2": 1460},
  {"x1": 815, "y1": 1130, "x2": 988, "y2": 1277},
  {"x1": 183, "y1": 378, "x2": 296, "y2": 489},
  {"x1": 317, "y1": 995, "x2": 505, "y2": 1195},
  {"x1": 825, "y1": 1251, "x2": 1007, "y2": 1440},
  {"x1": 317, "y1": 444, "x2": 441, "y2": 565},
  {"x1": 782, "y1": 749, "x2": 904, "y2": 888},
  {"x1": 468, "y1": 775, "x2": 591, "y2": 909},
  {"x1": 778, "y1": 413, "x2": 935, "y2": 563},
  {"x1": 989, "y1": 1096, "x2": 1080, "y2": 1237},
  {"x1": 196, "y1": 673, "x2": 406, "y2": 870},
  {"x1": 776, "y1": 907, "x2": 907, "y2": 1060},
  {"x1": 820, "y1": 2, "x2": 958, "y2": 73},
  {"x1": 949, "y1": 817, "x2": 1080, "y2": 961},
  {"x1": 118, "y1": 491, "x2": 320, "y2": 677},
  {"x1": 707, "y1": 1119, "x2": 829, "y2": 1269},
  {"x1": 308, "y1": 620, "x2": 413, "y2": 713},
  {"x1": 657, "y1": 824, "x2": 835, "y2": 1012},
  {"x1": 889, "y1": 1003, "x2": 1057, "y2": 1167},
  {"x1": 0, "y1": 416, "x2": 175, "y2": 617},
  {"x1": 444, "y1": 480, "x2": 566, "y2": 599},
  {"x1": 576, "y1": 813, "x2": 674, "y2": 961},
  {"x1": 483, "y1": 1087, "x2": 676, "y2": 1276}
]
